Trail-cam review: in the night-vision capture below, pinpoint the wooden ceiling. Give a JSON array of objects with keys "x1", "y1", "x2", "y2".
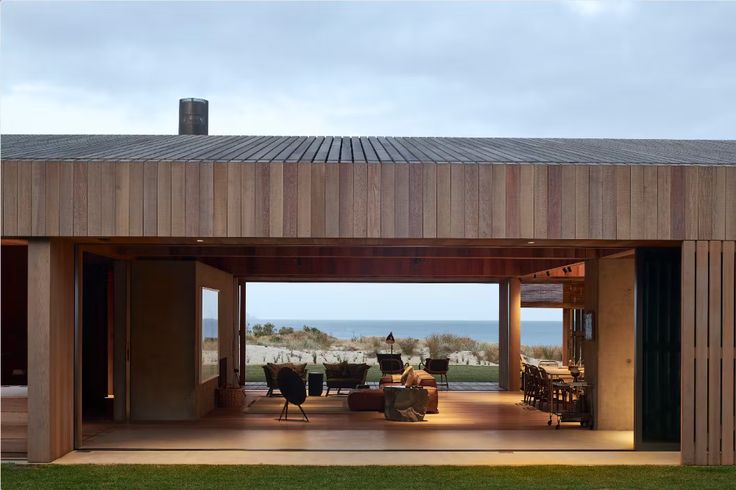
[{"x1": 102, "y1": 243, "x2": 628, "y2": 281}]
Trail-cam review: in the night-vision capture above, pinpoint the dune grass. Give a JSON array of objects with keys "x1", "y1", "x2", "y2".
[
  {"x1": 3, "y1": 464, "x2": 735, "y2": 489},
  {"x1": 245, "y1": 364, "x2": 499, "y2": 383}
]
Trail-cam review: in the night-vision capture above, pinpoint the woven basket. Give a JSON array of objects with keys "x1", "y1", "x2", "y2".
[{"x1": 217, "y1": 387, "x2": 246, "y2": 408}]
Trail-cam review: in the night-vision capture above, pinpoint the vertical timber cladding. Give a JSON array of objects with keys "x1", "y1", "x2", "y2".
[
  {"x1": 635, "y1": 248, "x2": 681, "y2": 450},
  {"x1": 3, "y1": 161, "x2": 736, "y2": 241},
  {"x1": 681, "y1": 241, "x2": 736, "y2": 465}
]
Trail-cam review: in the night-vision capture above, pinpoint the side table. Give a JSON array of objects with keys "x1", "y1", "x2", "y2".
[
  {"x1": 308, "y1": 372, "x2": 324, "y2": 397},
  {"x1": 384, "y1": 386, "x2": 428, "y2": 422}
]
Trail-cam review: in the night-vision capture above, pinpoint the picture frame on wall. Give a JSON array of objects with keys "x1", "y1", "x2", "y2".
[{"x1": 583, "y1": 311, "x2": 595, "y2": 341}]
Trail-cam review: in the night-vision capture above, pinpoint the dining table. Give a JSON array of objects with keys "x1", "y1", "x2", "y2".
[{"x1": 540, "y1": 365, "x2": 584, "y2": 381}]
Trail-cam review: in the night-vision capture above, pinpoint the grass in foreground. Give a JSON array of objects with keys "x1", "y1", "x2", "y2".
[
  {"x1": 3, "y1": 464, "x2": 735, "y2": 489},
  {"x1": 245, "y1": 364, "x2": 499, "y2": 383}
]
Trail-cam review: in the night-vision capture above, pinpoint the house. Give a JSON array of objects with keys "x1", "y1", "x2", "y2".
[{"x1": 1, "y1": 101, "x2": 734, "y2": 465}]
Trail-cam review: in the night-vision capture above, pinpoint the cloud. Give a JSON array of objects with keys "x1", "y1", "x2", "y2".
[
  {"x1": 565, "y1": 0, "x2": 634, "y2": 17},
  {"x1": 1, "y1": 1, "x2": 735, "y2": 138}
]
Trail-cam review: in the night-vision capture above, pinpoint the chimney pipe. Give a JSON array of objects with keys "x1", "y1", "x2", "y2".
[{"x1": 178, "y1": 98, "x2": 208, "y2": 135}]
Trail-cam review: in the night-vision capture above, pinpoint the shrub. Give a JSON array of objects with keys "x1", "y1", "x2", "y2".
[
  {"x1": 396, "y1": 337, "x2": 420, "y2": 356},
  {"x1": 278, "y1": 326, "x2": 294, "y2": 335},
  {"x1": 252, "y1": 323, "x2": 275, "y2": 337},
  {"x1": 521, "y1": 344, "x2": 562, "y2": 361},
  {"x1": 425, "y1": 333, "x2": 477, "y2": 358}
]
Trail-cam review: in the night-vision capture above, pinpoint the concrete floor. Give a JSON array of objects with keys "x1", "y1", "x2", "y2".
[
  {"x1": 58, "y1": 391, "x2": 678, "y2": 466},
  {"x1": 57, "y1": 450, "x2": 680, "y2": 466},
  {"x1": 80, "y1": 392, "x2": 634, "y2": 452}
]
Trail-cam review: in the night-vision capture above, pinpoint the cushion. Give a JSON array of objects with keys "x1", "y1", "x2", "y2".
[
  {"x1": 400, "y1": 366, "x2": 415, "y2": 386},
  {"x1": 267, "y1": 363, "x2": 290, "y2": 380},
  {"x1": 347, "y1": 363, "x2": 369, "y2": 380},
  {"x1": 267, "y1": 363, "x2": 306, "y2": 380},
  {"x1": 323, "y1": 363, "x2": 343, "y2": 378},
  {"x1": 290, "y1": 363, "x2": 307, "y2": 377}
]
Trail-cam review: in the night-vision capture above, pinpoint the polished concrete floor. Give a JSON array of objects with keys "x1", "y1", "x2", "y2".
[
  {"x1": 57, "y1": 450, "x2": 679, "y2": 466},
  {"x1": 81, "y1": 392, "x2": 634, "y2": 452}
]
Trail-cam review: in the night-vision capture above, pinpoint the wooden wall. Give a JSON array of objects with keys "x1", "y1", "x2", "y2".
[
  {"x1": 681, "y1": 241, "x2": 735, "y2": 465},
  {"x1": 3, "y1": 161, "x2": 735, "y2": 241}
]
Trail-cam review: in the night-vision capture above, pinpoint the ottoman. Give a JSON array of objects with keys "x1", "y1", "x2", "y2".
[
  {"x1": 347, "y1": 387, "x2": 440, "y2": 414},
  {"x1": 347, "y1": 388, "x2": 385, "y2": 411}
]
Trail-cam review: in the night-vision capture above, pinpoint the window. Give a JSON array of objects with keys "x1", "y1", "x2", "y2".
[{"x1": 201, "y1": 287, "x2": 219, "y2": 383}]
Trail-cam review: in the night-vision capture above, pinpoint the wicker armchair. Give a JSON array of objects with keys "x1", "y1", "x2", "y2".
[{"x1": 262, "y1": 363, "x2": 308, "y2": 397}]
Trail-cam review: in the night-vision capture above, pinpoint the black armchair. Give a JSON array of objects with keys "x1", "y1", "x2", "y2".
[
  {"x1": 376, "y1": 353, "x2": 404, "y2": 376},
  {"x1": 423, "y1": 358, "x2": 450, "y2": 389}
]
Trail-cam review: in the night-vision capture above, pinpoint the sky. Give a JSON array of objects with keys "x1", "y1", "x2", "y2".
[
  {"x1": 2, "y1": 1, "x2": 735, "y2": 138},
  {"x1": 246, "y1": 282, "x2": 559, "y2": 322},
  {"x1": 3, "y1": 1, "x2": 731, "y2": 323}
]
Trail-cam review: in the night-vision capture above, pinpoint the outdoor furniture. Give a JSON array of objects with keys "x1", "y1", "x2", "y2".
[
  {"x1": 277, "y1": 368, "x2": 309, "y2": 422},
  {"x1": 384, "y1": 386, "x2": 429, "y2": 422},
  {"x1": 423, "y1": 358, "x2": 450, "y2": 389},
  {"x1": 538, "y1": 359, "x2": 560, "y2": 367},
  {"x1": 347, "y1": 388, "x2": 385, "y2": 411},
  {"x1": 308, "y1": 372, "x2": 324, "y2": 397},
  {"x1": 376, "y1": 353, "x2": 404, "y2": 376},
  {"x1": 522, "y1": 363, "x2": 534, "y2": 405},
  {"x1": 549, "y1": 380, "x2": 593, "y2": 429},
  {"x1": 262, "y1": 363, "x2": 308, "y2": 397},
  {"x1": 323, "y1": 362, "x2": 370, "y2": 396},
  {"x1": 379, "y1": 369, "x2": 437, "y2": 388}
]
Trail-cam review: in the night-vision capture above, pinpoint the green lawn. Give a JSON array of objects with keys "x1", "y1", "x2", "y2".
[
  {"x1": 245, "y1": 364, "x2": 498, "y2": 383},
  {"x1": 3, "y1": 464, "x2": 735, "y2": 489}
]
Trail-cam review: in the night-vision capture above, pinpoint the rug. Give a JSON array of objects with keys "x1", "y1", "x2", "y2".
[{"x1": 245, "y1": 395, "x2": 351, "y2": 414}]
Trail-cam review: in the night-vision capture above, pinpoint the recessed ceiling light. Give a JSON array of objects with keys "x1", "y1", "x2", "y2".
[
  {"x1": 527, "y1": 241, "x2": 535, "y2": 244},
  {"x1": 196, "y1": 239, "x2": 204, "y2": 243}
]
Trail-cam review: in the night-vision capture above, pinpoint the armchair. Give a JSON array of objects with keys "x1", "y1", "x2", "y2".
[
  {"x1": 262, "y1": 363, "x2": 308, "y2": 397},
  {"x1": 423, "y1": 358, "x2": 450, "y2": 389},
  {"x1": 376, "y1": 353, "x2": 403, "y2": 376}
]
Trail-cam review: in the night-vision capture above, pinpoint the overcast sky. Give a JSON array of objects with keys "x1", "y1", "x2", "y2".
[
  {"x1": 3, "y1": 2, "x2": 730, "y2": 326},
  {"x1": 2, "y1": 1, "x2": 735, "y2": 138}
]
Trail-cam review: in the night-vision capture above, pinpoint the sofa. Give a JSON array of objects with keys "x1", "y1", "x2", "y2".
[
  {"x1": 323, "y1": 362, "x2": 370, "y2": 396},
  {"x1": 347, "y1": 369, "x2": 439, "y2": 413},
  {"x1": 262, "y1": 363, "x2": 307, "y2": 397}
]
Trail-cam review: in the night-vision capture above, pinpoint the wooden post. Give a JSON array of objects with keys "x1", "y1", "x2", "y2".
[
  {"x1": 112, "y1": 260, "x2": 129, "y2": 422},
  {"x1": 562, "y1": 308, "x2": 571, "y2": 364},
  {"x1": 27, "y1": 239, "x2": 75, "y2": 463},
  {"x1": 508, "y1": 278, "x2": 522, "y2": 392},
  {"x1": 498, "y1": 280, "x2": 509, "y2": 390},
  {"x1": 239, "y1": 279, "x2": 246, "y2": 386}
]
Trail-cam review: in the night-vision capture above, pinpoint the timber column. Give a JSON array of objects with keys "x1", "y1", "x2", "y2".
[
  {"x1": 508, "y1": 278, "x2": 522, "y2": 392},
  {"x1": 27, "y1": 239, "x2": 75, "y2": 463},
  {"x1": 498, "y1": 280, "x2": 509, "y2": 389},
  {"x1": 498, "y1": 278, "x2": 522, "y2": 391}
]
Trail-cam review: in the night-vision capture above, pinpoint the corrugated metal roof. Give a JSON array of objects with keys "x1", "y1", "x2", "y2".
[{"x1": 2, "y1": 134, "x2": 735, "y2": 164}]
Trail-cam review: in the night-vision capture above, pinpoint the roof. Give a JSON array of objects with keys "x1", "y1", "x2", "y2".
[{"x1": 2, "y1": 134, "x2": 736, "y2": 165}]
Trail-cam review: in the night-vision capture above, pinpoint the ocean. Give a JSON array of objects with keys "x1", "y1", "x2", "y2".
[{"x1": 253, "y1": 319, "x2": 562, "y2": 346}]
